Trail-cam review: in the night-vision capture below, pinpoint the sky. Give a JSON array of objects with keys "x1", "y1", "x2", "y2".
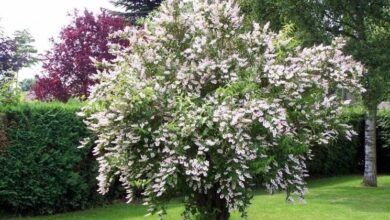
[{"x1": 0, "y1": 0, "x2": 119, "y2": 80}]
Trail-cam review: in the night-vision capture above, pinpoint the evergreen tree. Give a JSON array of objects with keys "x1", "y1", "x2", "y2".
[{"x1": 110, "y1": 0, "x2": 162, "y2": 22}]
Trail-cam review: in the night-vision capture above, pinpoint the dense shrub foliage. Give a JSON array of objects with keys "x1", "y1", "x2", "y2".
[
  {"x1": 0, "y1": 79, "x2": 23, "y2": 106},
  {"x1": 81, "y1": 0, "x2": 364, "y2": 218},
  {"x1": 0, "y1": 102, "x2": 122, "y2": 215}
]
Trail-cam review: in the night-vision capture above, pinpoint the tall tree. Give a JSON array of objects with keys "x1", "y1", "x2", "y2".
[
  {"x1": 33, "y1": 10, "x2": 128, "y2": 102},
  {"x1": 110, "y1": 0, "x2": 162, "y2": 22},
  {"x1": 0, "y1": 28, "x2": 37, "y2": 104},
  {"x1": 240, "y1": 0, "x2": 390, "y2": 187},
  {"x1": 0, "y1": 32, "x2": 16, "y2": 83},
  {"x1": 0, "y1": 29, "x2": 37, "y2": 84}
]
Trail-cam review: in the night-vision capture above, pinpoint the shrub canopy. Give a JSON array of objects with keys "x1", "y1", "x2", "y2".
[{"x1": 81, "y1": 0, "x2": 364, "y2": 218}]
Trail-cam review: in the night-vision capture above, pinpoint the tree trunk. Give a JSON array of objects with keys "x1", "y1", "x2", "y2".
[
  {"x1": 363, "y1": 108, "x2": 377, "y2": 187},
  {"x1": 196, "y1": 187, "x2": 230, "y2": 220},
  {"x1": 214, "y1": 197, "x2": 230, "y2": 220}
]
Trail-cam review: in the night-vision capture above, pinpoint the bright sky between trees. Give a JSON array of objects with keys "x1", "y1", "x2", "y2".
[{"x1": 0, "y1": 0, "x2": 118, "y2": 80}]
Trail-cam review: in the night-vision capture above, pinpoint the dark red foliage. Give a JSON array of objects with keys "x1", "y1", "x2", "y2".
[
  {"x1": 33, "y1": 74, "x2": 69, "y2": 102},
  {"x1": 34, "y1": 9, "x2": 128, "y2": 101}
]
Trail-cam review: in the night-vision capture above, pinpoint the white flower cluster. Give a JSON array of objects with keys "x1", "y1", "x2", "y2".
[{"x1": 80, "y1": 0, "x2": 364, "y2": 218}]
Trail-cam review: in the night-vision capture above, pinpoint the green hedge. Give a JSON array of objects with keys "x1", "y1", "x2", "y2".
[
  {"x1": 308, "y1": 110, "x2": 364, "y2": 176},
  {"x1": 0, "y1": 102, "x2": 122, "y2": 215},
  {"x1": 377, "y1": 111, "x2": 390, "y2": 173}
]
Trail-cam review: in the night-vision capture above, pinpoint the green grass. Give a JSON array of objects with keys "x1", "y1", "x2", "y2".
[{"x1": 6, "y1": 176, "x2": 390, "y2": 220}]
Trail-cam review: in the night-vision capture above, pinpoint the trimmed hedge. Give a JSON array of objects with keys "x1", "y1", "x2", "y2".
[
  {"x1": 308, "y1": 109, "x2": 364, "y2": 176},
  {"x1": 0, "y1": 102, "x2": 389, "y2": 215},
  {"x1": 0, "y1": 102, "x2": 122, "y2": 215},
  {"x1": 377, "y1": 111, "x2": 390, "y2": 173}
]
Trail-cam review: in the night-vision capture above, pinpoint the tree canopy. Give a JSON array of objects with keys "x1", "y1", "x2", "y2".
[
  {"x1": 0, "y1": 28, "x2": 37, "y2": 105},
  {"x1": 0, "y1": 29, "x2": 37, "y2": 84},
  {"x1": 240, "y1": 0, "x2": 390, "y2": 187},
  {"x1": 33, "y1": 10, "x2": 128, "y2": 102},
  {"x1": 110, "y1": 0, "x2": 162, "y2": 22}
]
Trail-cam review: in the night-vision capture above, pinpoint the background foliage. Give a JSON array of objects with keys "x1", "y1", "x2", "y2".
[
  {"x1": 19, "y1": 78, "x2": 36, "y2": 92},
  {"x1": 308, "y1": 109, "x2": 390, "y2": 176},
  {"x1": 0, "y1": 28, "x2": 37, "y2": 105},
  {"x1": 110, "y1": 0, "x2": 162, "y2": 22},
  {"x1": 0, "y1": 29, "x2": 37, "y2": 81}
]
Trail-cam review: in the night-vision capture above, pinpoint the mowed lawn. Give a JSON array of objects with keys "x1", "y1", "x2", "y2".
[{"x1": 7, "y1": 176, "x2": 390, "y2": 220}]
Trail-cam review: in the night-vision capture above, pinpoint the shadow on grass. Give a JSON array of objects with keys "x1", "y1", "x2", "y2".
[
  {"x1": 8, "y1": 202, "x2": 183, "y2": 220},
  {"x1": 251, "y1": 176, "x2": 365, "y2": 197},
  {"x1": 307, "y1": 175, "x2": 363, "y2": 188}
]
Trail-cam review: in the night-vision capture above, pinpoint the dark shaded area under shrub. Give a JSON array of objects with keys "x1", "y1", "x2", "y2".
[{"x1": 308, "y1": 110, "x2": 390, "y2": 176}]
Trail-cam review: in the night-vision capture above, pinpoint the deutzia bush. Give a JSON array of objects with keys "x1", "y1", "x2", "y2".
[{"x1": 80, "y1": 0, "x2": 365, "y2": 219}]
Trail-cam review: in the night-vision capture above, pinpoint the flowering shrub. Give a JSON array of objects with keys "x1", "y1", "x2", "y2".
[{"x1": 80, "y1": 0, "x2": 364, "y2": 219}]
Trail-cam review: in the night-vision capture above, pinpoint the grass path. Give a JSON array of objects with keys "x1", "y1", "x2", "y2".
[{"x1": 7, "y1": 175, "x2": 390, "y2": 220}]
